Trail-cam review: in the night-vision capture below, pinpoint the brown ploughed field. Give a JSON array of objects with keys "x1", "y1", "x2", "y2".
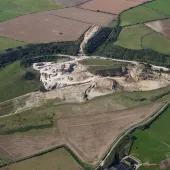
[
  {"x1": 46, "y1": 7, "x2": 116, "y2": 26},
  {"x1": 58, "y1": 103, "x2": 160, "y2": 164},
  {"x1": 0, "y1": 129, "x2": 64, "y2": 161},
  {"x1": 0, "y1": 12, "x2": 90, "y2": 43},
  {"x1": 145, "y1": 19, "x2": 170, "y2": 39},
  {"x1": 0, "y1": 103, "x2": 160, "y2": 164},
  {"x1": 79, "y1": 0, "x2": 151, "y2": 14}
]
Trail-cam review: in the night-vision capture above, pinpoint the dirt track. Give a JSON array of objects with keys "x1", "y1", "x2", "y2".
[
  {"x1": 0, "y1": 12, "x2": 90, "y2": 43},
  {"x1": 79, "y1": 0, "x2": 151, "y2": 14}
]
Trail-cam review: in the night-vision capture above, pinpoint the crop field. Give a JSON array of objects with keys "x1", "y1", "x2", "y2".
[
  {"x1": 79, "y1": 0, "x2": 151, "y2": 14},
  {"x1": 130, "y1": 106, "x2": 170, "y2": 168},
  {"x1": 120, "y1": 6, "x2": 168, "y2": 26},
  {"x1": 0, "y1": 37, "x2": 26, "y2": 51},
  {"x1": 0, "y1": 148, "x2": 82, "y2": 170},
  {"x1": 0, "y1": 0, "x2": 64, "y2": 22},
  {"x1": 145, "y1": 19, "x2": 170, "y2": 39},
  {"x1": 0, "y1": 102, "x2": 160, "y2": 165},
  {"x1": 0, "y1": 62, "x2": 39, "y2": 103},
  {"x1": 58, "y1": 103, "x2": 160, "y2": 164},
  {"x1": 0, "y1": 12, "x2": 91, "y2": 43},
  {"x1": 115, "y1": 24, "x2": 170, "y2": 54},
  {"x1": 47, "y1": 7, "x2": 116, "y2": 26},
  {"x1": 144, "y1": 0, "x2": 170, "y2": 16}
]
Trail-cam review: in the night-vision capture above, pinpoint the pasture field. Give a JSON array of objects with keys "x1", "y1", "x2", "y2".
[
  {"x1": 144, "y1": 0, "x2": 170, "y2": 16},
  {"x1": 79, "y1": 0, "x2": 151, "y2": 14},
  {"x1": 0, "y1": 37, "x2": 26, "y2": 51},
  {"x1": 0, "y1": 61, "x2": 39, "y2": 103},
  {"x1": 142, "y1": 31, "x2": 170, "y2": 55},
  {"x1": 0, "y1": 148, "x2": 82, "y2": 170},
  {"x1": 115, "y1": 25, "x2": 151, "y2": 50},
  {"x1": 47, "y1": 7, "x2": 116, "y2": 26},
  {"x1": 0, "y1": 0, "x2": 64, "y2": 22},
  {"x1": 130, "y1": 106, "x2": 170, "y2": 164},
  {"x1": 138, "y1": 166, "x2": 160, "y2": 170},
  {"x1": 120, "y1": 6, "x2": 168, "y2": 26},
  {"x1": 0, "y1": 12, "x2": 90, "y2": 43},
  {"x1": 145, "y1": 19, "x2": 170, "y2": 39},
  {"x1": 115, "y1": 24, "x2": 170, "y2": 54},
  {"x1": 79, "y1": 58, "x2": 128, "y2": 74}
]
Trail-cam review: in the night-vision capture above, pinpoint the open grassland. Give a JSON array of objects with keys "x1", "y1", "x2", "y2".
[
  {"x1": 144, "y1": 0, "x2": 170, "y2": 16},
  {"x1": 130, "y1": 106, "x2": 170, "y2": 165},
  {"x1": 79, "y1": 58, "x2": 128, "y2": 74},
  {"x1": 0, "y1": 12, "x2": 90, "y2": 43},
  {"x1": 120, "y1": 6, "x2": 168, "y2": 26},
  {"x1": 79, "y1": 0, "x2": 151, "y2": 14},
  {"x1": 115, "y1": 24, "x2": 170, "y2": 54},
  {"x1": 0, "y1": 0, "x2": 64, "y2": 22},
  {"x1": 115, "y1": 25, "x2": 151, "y2": 50},
  {"x1": 0, "y1": 37, "x2": 26, "y2": 51},
  {"x1": 142, "y1": 31, "x2": 170, "y2": 55},
  {"x1": 0, "y1": 148, "x2": 82, "y2": 170},
  {"x1": 0, "y1": 61, "x2": 39, "y2": 103}
]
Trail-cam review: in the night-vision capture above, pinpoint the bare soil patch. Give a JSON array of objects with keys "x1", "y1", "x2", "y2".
[
  {"x1": 58, "y1": 103, "x2": 160, "y2": 164},
  {"x1": 0, "y1": 12, "x2": 90, "y2": 43},
  {"x1": 79, "y1": 0, "x2": 151, "y2": 14},
  {"x1": 145, "y1": 19, "x2": 170, "y2": 39},
  {"x1": 46, "y1": 7, "x2": 116, "y2": 26},
  {"x1": 0, "y1": 130, "x2": 64, "y2": 161},
  {"x1": 160, "y1": 158, "x2": 170, "y2": 169}
]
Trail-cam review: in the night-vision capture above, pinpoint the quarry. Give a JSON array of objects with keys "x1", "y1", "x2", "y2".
[{"x1": 33, "y1": 56, "x2": 170, "y2": 102}]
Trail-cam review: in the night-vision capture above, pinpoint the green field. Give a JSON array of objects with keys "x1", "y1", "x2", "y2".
[
  {"x1": 138, "y1": 165, "x2": 161, "y2": 170},
  {"x1": 144, "y1": 0, "x2": 170, "y2": 16},
  {"x1": 142, "y1": 31, "x2": 170, "y2": 54},
  {"x1": 115, "y1": 25, "x2": 170, "y2": 54},
  {"x1": 130, "y1": 106, "x2": 170, "y2": 165},
  {"x1": 0, "y1": 148, "x2": 81, "y2": 170},
  {"x1": 115, "y1": 25, "x2": 151, "y2": 50},
  {"x1": 0, "y1": 61, "x2": 39, "y2": 103},
  {"x1": 0, "y1": 37, "x2": 26, "y2": 51},
  {"x1": 0, "y1": 0, "x2": 64, "y2": 21},
  {"x1": 120, "y1": 6, "x2": 168, "y2": 26}
]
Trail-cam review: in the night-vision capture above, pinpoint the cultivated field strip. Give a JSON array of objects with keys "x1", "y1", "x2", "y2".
[
  {"x1": 46, "y1": 7, "x2": 116, "y2": 26},
  {"x1": 79, "y1": 0, "x2": 152, "y2": 14},
  {"x1": 0, "y1": 12, "x2": 91, "y2": 43},
  {"x1": 57, "y1": 103, "x2": 160, "y2": 164}
]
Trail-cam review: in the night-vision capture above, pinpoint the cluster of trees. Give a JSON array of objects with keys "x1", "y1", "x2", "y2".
[
  {"x1": 84, "y1": 27, "x2": 113, "y2": 54},
  {"x1": 96, "y1": 45, "x2": 170, "y2": 67},
  {"x1": 0, "y1": 41, "x2": 79, "y2": 68}
]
